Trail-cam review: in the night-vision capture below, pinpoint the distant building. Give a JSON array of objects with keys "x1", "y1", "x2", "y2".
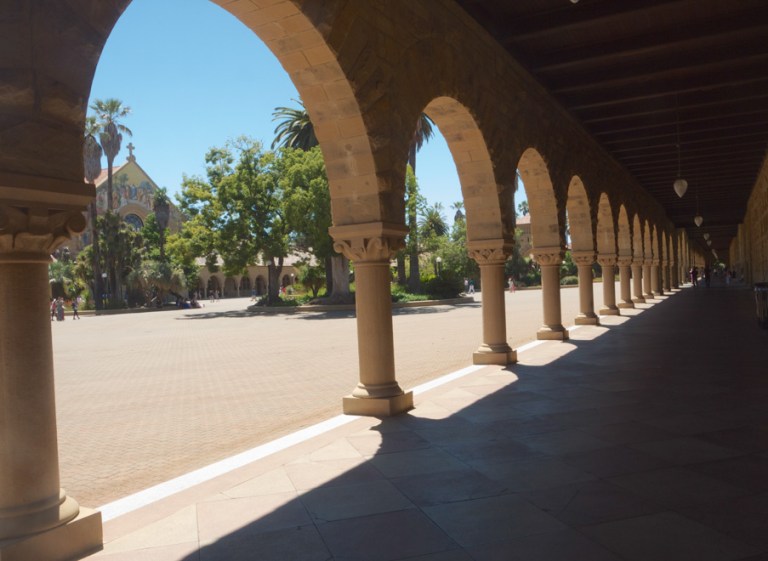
[
  {"x1": 516, "y1": 213, "x2": 532, "y2": 257},
  {"x1": 66, "y1": 145, "x2": 183, "y2": 254}
]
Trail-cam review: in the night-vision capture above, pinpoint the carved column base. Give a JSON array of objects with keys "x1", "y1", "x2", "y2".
[
  {"x1": 473, "y1": 343, "x2": 517, "y2": 365},
  {"x1": 599, "y1": 306, "x2": 621, "y2": 315},
  {"x1": 632, "y1": 297, "x2": 647, "y2": 304},
  {"x1": 575, "y1": 313, "x2": 600, "y2": 325},
  {"x1": 343, "y1": 392, "x2": 413, "y2": 417},
  {"x1": 644, "y1": 293, "x2": 656, "y2": 300},
  {"x1": 537, "y1": 325, "x2": 569, "y2": 341},
  {"x1": 617, "y1": 301, "x2": 635, "y2": 309},
  {"x1": 0, "y1": 508, "x2": 101, "y2": 561}
]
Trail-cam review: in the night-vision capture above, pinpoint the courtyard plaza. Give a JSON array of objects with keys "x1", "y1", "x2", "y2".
[
  {"x1": 46, "y1": 280, "x2": 768, "y2": 560},
  {"x1": 54, "y1": 284, "x2": 590, "y2": 507}
]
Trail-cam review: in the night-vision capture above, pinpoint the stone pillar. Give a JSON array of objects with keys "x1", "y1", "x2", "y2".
[
  {"x1": 671, "y1": 261, "x2": 680, "y2": 289},
  {"x1": 617, "y1": 256, "x2": 634, "y2": 308},
  {"x1": 597, "y1": 254, "x2": 620, "y2": 315},
  {"x1": 330, "y1": 223, "x2": 413, "y2": 417},
  {"x1": 0, "y1": 205, "x2": 102, "y2": 560},
  {"x1": 532, "y1": 248, "x2": 568, "y2": 340},
  {"x1": 651, "y1": 260, "x2": 662, "y2": 296},
  {"x1": 572, "y1": 250, "x2": 599, "y2": 325},
  {"x1": 468, "y1": 240, "x2": 516, "y2": 365},
  {"x1": 632, "y1": 261, "x2": 646, "y2": 304},
  {"x1": 643, "y1": 260, "x2": 654, "y2": 299},
  {"x1": 663, "y1": 262, "x2": 672, "y2": 291}
]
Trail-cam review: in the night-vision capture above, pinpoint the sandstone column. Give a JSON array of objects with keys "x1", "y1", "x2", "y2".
[
  {"x1": 468, "y1": 240, "x2": 516, "y2": 365},
  {"x1": 632, "y1": 260, "x2": 646, "y2": 304},
  {"x1": 663, "y1": 262, "x2": 672, "y2": 291},
  {"x1": 651, "y1": 260, "x2": 662, "y2": 296},
  {"x1": 643, "y1": 260, "x2": 654, "y2": 300},
  {"x1": 0, "y1": 204, "x2": 102, "y2": 560},
  {"x1": 330, "y1": 223, "x2": 413, "y2": 416},
  {"x1": 533, "y1": 247, "x2": 568, "y2": 340},
  {"x1": 617, "y1": 256, "x2": 634, "y2": 308},
  {"x1": 572, "y1": 250, "x2": 599, "y2": 325},
  {"x1": 671, "y1": 260, "x2": 680, "y2": 289},
  {"x1": 597, "y1": 254, "x2": 620, "y2": 315}
]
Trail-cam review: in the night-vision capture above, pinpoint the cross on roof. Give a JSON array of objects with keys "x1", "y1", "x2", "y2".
[{"x1": 127, "y1": 142, "x2": 135, "y2": 161}]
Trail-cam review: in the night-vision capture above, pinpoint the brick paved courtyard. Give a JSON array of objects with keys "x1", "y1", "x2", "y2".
[{"x1": 52, "y1": 287, "x2": 591, "y2": 507}]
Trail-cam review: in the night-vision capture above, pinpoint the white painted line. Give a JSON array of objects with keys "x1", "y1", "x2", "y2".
[
  {"x1": 98, "y1": 413, "x2": 359, "y2": 521},
  {"x1": 98, "y1": 331, "x2": 559, "y2": 522},
  {"x1": 412, "y1": 365, "x2": 486, "y2": 395}
]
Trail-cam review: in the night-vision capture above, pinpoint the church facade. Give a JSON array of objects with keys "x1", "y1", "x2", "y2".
[{"x1": 67, "y1": 148, "x2": 184, "y2": 253}]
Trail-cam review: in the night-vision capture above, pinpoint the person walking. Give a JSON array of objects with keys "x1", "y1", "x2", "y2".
[
  {"x1": 50, "y1": 298, "x2": 56, "y2": 321},
  {"x1": 508, "y1": 277, "x2": 516, "y2": 294},
  {"x1": 56, "y1": 297, "x2": 65, "y2": 321},
  {"x1": 71, "y1": 297, "x2": 80, "y2": 320},
  {"x1": 468, "y1": 279, "x2": 475, "y2": 294}
]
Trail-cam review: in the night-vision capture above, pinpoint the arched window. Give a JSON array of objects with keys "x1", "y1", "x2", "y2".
[{"x1": 124, "y1": 213, "x2": 144, "y2": 231}]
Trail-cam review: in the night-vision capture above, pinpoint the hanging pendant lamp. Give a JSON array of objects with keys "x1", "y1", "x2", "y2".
[{"x1": 694, "y1": 188, "x2": 703, "y2": 227}]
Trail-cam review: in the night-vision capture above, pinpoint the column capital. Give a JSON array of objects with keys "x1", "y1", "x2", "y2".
[
  {"x1": 617, "y1": 256, "x2": 633, "y2": 267},
  {"x1": 0, "y1": 205, "x2": 86, "y2": 263},
  {"x1": 571, "y1": 250, "x2": 596, "y2": 266},
  {"x1": 532, "y1": 246, "x2": 564, "y2": 266},
  {"x1": 467, "y1": 238, "x2": 513, "y2": 265},
  {"x1": 329, "y1": 222, "x2": 408, "y2": 263},
  {"x1": 597, "y1": 253, "x2": 617, "y2": 267},
  {"x1": 651, "y1": 259, "x2": 660, "y2": 266}
]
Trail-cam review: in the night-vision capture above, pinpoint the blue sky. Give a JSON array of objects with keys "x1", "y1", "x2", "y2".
[{"x1": 90, "y1": 0, "x2": 520, "y2": 223}]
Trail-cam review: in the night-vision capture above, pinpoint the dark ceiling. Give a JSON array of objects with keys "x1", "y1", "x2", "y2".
[{"x1": 454, "y1": 0, "x2": 768, "y2": 257}]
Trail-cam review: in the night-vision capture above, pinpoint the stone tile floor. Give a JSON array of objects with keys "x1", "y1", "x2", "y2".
[{"x1": 87, "y1": 283, "x2": 768, "y2": 560}]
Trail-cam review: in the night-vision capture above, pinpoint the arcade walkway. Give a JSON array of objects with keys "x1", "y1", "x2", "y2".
[{"x1": 88, "y1": 283, "x2": 768, "y2": 561}]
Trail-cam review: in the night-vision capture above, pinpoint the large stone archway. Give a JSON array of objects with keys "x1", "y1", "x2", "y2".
[
  {"x1": 423, "y1": 96, "x2": 515, "y2": 365},
  {"x1": 567, "y1": 176, "x2": 599, "y2": 325},
  {"x1": 518, "y1": 148, "x2": 567, "y2": 340}
]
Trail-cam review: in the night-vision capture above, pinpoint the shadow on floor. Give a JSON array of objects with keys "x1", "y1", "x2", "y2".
[{"x1": 162, "y1": 284, "x2": 768, "y2": 560}]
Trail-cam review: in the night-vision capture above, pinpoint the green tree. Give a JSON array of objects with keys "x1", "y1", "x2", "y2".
[
  {"x1": 278, "y1": 146, "x2": 353, "y2": 302},
  {"x1": 297, "y1": 263, "x2": 325, "y2": 298},
  {"x1": 152, "y1": 187, "x2": 171, "y2": 261},
  {"x1": 517, "y1": 200, "x2": 529, "y2": 217},
  {"x1": 83, "y1": 115, "x2": 105, "y2": 309},
  {"x1": 176, "y1": 137, "x2": 289, "y2": 305},
  {"x1": 406, "y1": 166, "x2": 426, "y2": 292}
]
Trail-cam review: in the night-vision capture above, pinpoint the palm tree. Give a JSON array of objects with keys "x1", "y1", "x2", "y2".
[
  {"x1": 406, "y1": 114, "x2": 435, "y2": 292},
  {"x1": 83, "y1": 115, "x2": 104, "y2": 309},
  {"x1": 408, "y1": 113, "x2": 435, "y2": 174},
  {"x1": 271, "y1": 100, "x2": 318, "y2": 150},
  {"x1": 420, "y1": 202, "x2": 448, "y2": 238},
  {"x1": 90, "y1": 98, "x2": 132, "y2": 305},
  {"x1": 452, "y1": 201, "x2": 465, "y2": 223},
  {"x1": 90, "y1": 98, "x2": 132, "y2": 212}
]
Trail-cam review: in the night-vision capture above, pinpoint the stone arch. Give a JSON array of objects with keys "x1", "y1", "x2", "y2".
[
  {"x1": 239, "y1": 276, "x2": 251, "y2": 293},
  {"x1": 7, "y1": 1, "x2": 384, "y2": 231},
  {"x1": 567, "y1": 176, "x2": 594, "y2": 252},
  {"x1": 224, "y1": 277, "x2": 237, "y2": 298},
  {"x1": 423, "y1": 97, "x2": 508, "y2": 242},
  {"x1": 643, "y1": 221, "x2": 653, "y2": 260},
  {"x1": 632, "y1": 215, "x2": 644, "y2": 261},
  {"x1": 617, "y1": 205, "x2": 631, "y2": 258},
  {"x1": 595, "y1": 193, "x2": 615, "y2": 257},
  {"x1": 517, "y1": 148, "x2": 561, "y2": 249},
  {"x1": 255, "y1": 275, "x2": 266, "y2": 296}
]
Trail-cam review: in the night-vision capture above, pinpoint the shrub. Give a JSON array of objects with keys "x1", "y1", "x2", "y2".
[
  {"x1": 561, "y1": 275, "x2": 579, "y2": 286},
  {"x1": 422, "y1": 274, "x2": 464, "y2": 299}
]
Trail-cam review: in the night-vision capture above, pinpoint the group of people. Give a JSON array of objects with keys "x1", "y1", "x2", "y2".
[
  {"x1": 50, "y1": 296, "x2": 80, "y2": 321},
  {"x1": 689, "y1": 265, "x2": 715, "y2": 288},
  {"x1": 462, "y1": 277, "x2": 517, "y2": 294}
]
